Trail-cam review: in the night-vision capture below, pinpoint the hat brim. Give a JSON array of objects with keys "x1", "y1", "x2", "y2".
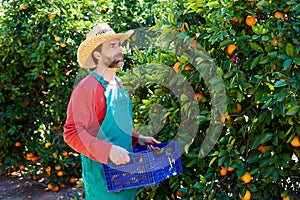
[{"x1": 77, "y1": 30, "x2": 134, "y2": 68}]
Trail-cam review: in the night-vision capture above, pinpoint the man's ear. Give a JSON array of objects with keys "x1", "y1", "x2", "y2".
[{"x1": 93, "y1": 51, "x2": 101, "y2": 61}]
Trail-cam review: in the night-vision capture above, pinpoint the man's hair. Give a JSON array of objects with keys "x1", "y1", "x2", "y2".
[{"x1": 91, "y1": 44, "x2": 103, "y2": 65}]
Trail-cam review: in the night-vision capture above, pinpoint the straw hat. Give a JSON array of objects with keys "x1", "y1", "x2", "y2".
[{"x1": 77, "y1": 24, "x2": 134, "y2": 68}]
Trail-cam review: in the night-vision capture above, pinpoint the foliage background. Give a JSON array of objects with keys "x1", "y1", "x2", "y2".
[{"x1": 0, "y1": 0, "x2": 299, "y2": 199}]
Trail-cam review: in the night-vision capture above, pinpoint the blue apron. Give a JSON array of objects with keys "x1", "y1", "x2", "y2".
[{"x1": 81, "y1": 72, "x2": 137, "y2": 200}]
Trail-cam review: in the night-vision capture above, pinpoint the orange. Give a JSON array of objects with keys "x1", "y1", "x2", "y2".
[
  {"x1": 194, "y1": 93, "x2": 203, "y2": 102},
  {"x1": 62, "y1": 151, "x2": 69, "y2": 157},
  {"x1": 20, "y1": 3, "x2": 28, "y2": 10},
  {"x1": 19, "y1": 164, "x2": 25, "y2": 171},
  {"x1": 239, "y1": 190, "x2": 251, "y2": 200},
  {"x1": 55, "y1": 165, "x2": 61, "y2": 171},
  {"x1": 230, "y1": 17, "x2": 237, "y2": 23},
  {"x1": 60, "y1": 42, "x2": 66, "y2": 47},
  {"x1": 240, "y1": 171, "x2": 252, "y2": 184},
  {"x1": 220, "y1": 114, "x2": 231, "y2": 123},
  {"x1": 23, "y1": 100, "x2": 29, "y2": 106},
  {"x1": 283, "y1": 196, "x2": 290, "y2": 200},
  {"x1": 54, "y1": 36, "x2": 60, "y2": 42},
  {"x1": 57, "y1": 171, "x2": 64, "y2": 177},
  {"x1": 47, "y1": 183, "x2": 53, "y2": 190},
  {"x1": 48, "y1": 13, "x2": 55, "y2": 20},
  {"x1": 270, "y1": 38, "x2": 277, "y2": 46},
  {"x1": 232, "y1": 103, "x2": 242, "y2": 113},
  {"x1": 52, "y1": 152, "x2": 57, "y2": 158},
  {"x1": 45, "y1": 142, "x2": 51, "y2": 148},
  {"x1": 227, "y1": 167, "x2": 235, "y2": 172},
  {"x1": 245, "y1": 15, "x2": 257, "y2": 26},
  {"x1": 278, "y1": 37, "x2": 283, "y2": 42},
  {"x1": 258, "y1": 145, "x2": 267, "y2": 153},
  {"x1": 272, "y1": 65, "x2": 277, "y2": 71},
  {"x1": 15, "y1": 141, "x2": 21, "y2": 147},
  {"x1": 31, "y1": 156, "x2": 38, "y2": 162},
  {"x1": 173, "y1": 62, "x2": 182, "y2": 75},
  {"x1": 191, "y1": 38, "x2": 198, "y2": 48},
  {"x1": 176, "y1": 190, "x2": 184, "y2": 197},
  {"x1": 52, "y1": 186, "x2": 60, "y2": 192},
  {"x1": 183, "y1": 65, "x2": 192, "y2": 71},
  {"x1": 26, "y1": 152, "x2": 34, "y2": 160},
  {"x1": 59, "y1": 183, "x2": 65, "y2": 189},
  {"x1": 220, "y1": 166, "x2": 227, "y2": 176},
  {"x1": 69, "y1": 177, "x2": 76, "y2": 184},
  {"x1": 45, "y1": 166, "x2": 51, "y2": 173},
  {"x1": 226, "y1": 44, "x2": 236, "y2": 56},
  {"x1": 290, "y1": 136, "x2": 300, "y2": 147},
  {"x1": 32, "y1": 175, "x2": 38, "y2": 181},
  {"x1": 274, "y1": 11, "x2": 283, "y2": 19}
]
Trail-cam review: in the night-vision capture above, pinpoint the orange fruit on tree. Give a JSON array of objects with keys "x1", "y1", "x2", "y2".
[
  {"x1": 52, "y1": 186, "x2": 60, "y2": 192},
  {"x1": 15, "y1": 141, "x2": 21, "y2": 147},
  {"x1": 57, "y1": 171, "x2": 64, "y2": 177},
  {"x1": 60, "y1": 42, "x2": 66, "y2": 48},
  {"x1": 270, "y1": 38, "x2": 277, "y2": 46},
  {"x1": 245, "y1": 15, "x2": 257, "y2": 26},
  {"x1": 290, "y1": 136, "x2": 300, "y2": 147},
  {"x1": 62, "y1": 151, "x2": 69, "y2": 157},
  {"x1": 239, "y1": 190, "x2": 251, "y2": 200},
  {"x1": 176, "y1": 190, "x2": 184, "y2": 197},
  {"x1": 52, "y1": 152, "x2": 57, "y2": 158},
  {"x1": 220, "y1": 166, "x2": 227, "y2": 176},
  {"x1": 227, "y1": 167, "x2": 235, "y2": 172},
  {"x1": 191, "y1": 38, "x2": 198, "y2": 48},
  {"x1": 59, "y1": 182, "x2": 65, "y2": 189},
  {"x1": 47, "y1": 183, "x2": 53, "y2": 190},
  {"x1": 32, "y1": 175, "x2": 38, "y2": 181},
  {"x1": 258, "y1": 145, "x2": 267, "y2": 153},
  {"x1": 55, "y1": 165, "x2": 61, "y2": 171},
  {"x1": 23, "y1": 99, "x2": 29, "y2": 106},
  {"x1": 45, "y1": 142, "x2": 51, "y2": 148},
  {"x1": 240, "y1": 171, "x2": 252, "y2": 184},
  {"x1": 173, "y1": 62, "x2": 182, "y2": 75},
  {"x1": 20, "y1": 3, "x2": 28, "y2": 10},
  {"x1": 183, "y1": 65, "x2": 192, "y2": 71},
  {"x1": 232, "y1": 103, "x2": 242, "y2": 113},
  {"x1": 31, "y1": 156, "x2": 38, "y2": 162},
  {"x1": 226, "y1": 44, "x2": 236, "y2": 56},
  {"x1": 283, "y1": 196, "x2": 290, "y2": 200},
  {"x1": 274, "y1": 11, "x2": 283, "y2": 19},
  {"x1": 69, "y1": 177, "x2": 76, "y2": 184},
  {"x1": 230, "y1": 17, "x2": 237, "y2": 23},
  {"x1": 19, "y1": 164, "x2": 25, "y2": 171},
  {"x1": 48, "y1": 13, "x2": 55, "y2": 20},
  {"x1": 194, "y1": 93, "x2": 203, "y2": 102},
  {"x1": 54, "y1": 36, "x2": 60, "y2": 42}
]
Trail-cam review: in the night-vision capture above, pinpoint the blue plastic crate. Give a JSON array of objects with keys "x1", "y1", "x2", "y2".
[{"x1": 103, "y1": 142, "x2": 182, "y2": 192}]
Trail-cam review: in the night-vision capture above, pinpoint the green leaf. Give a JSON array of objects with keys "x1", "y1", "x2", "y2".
[
  {"x1": 249, "y1": 42, "x2": 264, "y2": 52},
  {"x1": 283, "y1": 58, "x2": 292, "y2": 70},
  {"x1": 294, "y1": 57, "x2": 300, "y2": 65},
  {"x1": 274, "y1": 80, "x2": 287, "y2": 87},
  {"x1": 286, "y1": 106, "x2": 300, "y2": 115},
  {"x1": 285, "y1": 43, "x2": 295, "y2": 57},
  {"x1": 250, "y1": 54, "x2": 262, "y2": 69}
]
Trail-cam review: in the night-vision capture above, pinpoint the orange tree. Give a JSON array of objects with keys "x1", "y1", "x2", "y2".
[
  {"x1": 0, "y1": 0, "x2": 174, "y2": 194},
  {"x1": 121, "y1": 0, "x2": 300, "y2": 199}
]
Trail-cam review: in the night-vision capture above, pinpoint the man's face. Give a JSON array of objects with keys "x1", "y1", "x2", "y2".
[{"x1": 100, "y1": 38, "x2": 124, "y2": 68}]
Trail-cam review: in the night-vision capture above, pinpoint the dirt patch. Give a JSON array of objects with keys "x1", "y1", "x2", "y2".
[{"x1": 0, "y1": 174, "x2": 84, "y2": 200}]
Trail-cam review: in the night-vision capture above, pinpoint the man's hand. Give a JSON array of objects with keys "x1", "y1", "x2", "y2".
[
  {"x1": 109, "y1": 145, "x2": 130, "y2": 165},
  {"x1": 137, "y1": 135, "x2": 161, "y2": 151}
]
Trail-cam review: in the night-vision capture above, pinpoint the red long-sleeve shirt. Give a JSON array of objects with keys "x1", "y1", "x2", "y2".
[{"x1": 63, "y1": 75, "x2": 140, "y2": 164}]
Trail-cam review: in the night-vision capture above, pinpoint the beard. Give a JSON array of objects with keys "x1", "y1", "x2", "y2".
[{"x1": 101, "y1": 53, "x2": 124, "y2": 69}]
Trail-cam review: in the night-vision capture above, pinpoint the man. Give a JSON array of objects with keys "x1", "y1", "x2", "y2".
[{"x1": 63, "y1": 24, "x2": 160, "y2": 199}]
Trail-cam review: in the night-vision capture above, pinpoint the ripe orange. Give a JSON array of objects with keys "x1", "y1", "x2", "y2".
[
  {"x1": 26, "y1": 152, "x2": 34, "y2": 160},
  {"x1": 31, "y1": 156, "x2": 38, "y2": 162},
  {"x1": 232, "y1": 103, "x2": 242, "y2": 113},
  {"x1": 240, "y1": 171, "x2": 252, "y2": 184},
  {"x1": 183, "y1": 65, "x2": 192, "y2": 71},
  {"x1": 32, "y1": 175, "x2": 38, "y2": 181},
  {"x1": 23, "y1": 100, "x2": 29, "y2": 106},
  {"x1": 55, "y1": 165, "x2": 61, "y2": 171},
  {"x1": 245, "y1": 15, "x2": 257, "y2": 26},
  {"x1": 274, "y1": 11, "x2": 283, "y2": 19},
  {"x1": 47, "y1": 183, "x2": 53, "y2": 190},
  {"x1": 176, "y1": 190, "x2": 184, "y2": 197},
  {"x1": 220, "y1": 166, "x2": 227, "y2": 176},
  {"x1": 19, "y1": 164, "x2": 25, "y2": 171},
  {"x1": 20, "y1": 3, "x2": 28, "y2": 10},
  {"x1": 226, "y1": 44, "x2": 236, "y2": 56},
  {"x1": 54, "y1": 36, "x2": 60, "y2": 42},
  {"x1": 15, "y1": 141, "x2": 21, "y2": 147},
  {"x1": 194, "y1": 93, "x2": 203, "y2": 102},
  {"x1": 52, "y1": 186, "x2": 60, "y2": 192},
  {"x1": 69, "y1": 177, "x2": 76, "y2": 184},
  {"x1": 173, "y1": 62, "x2": 182, "y2": 75},
  {"x1": 62, "y1": 151, "x2": 69, "y2": 157},
  {"x1": 258, "y1": 145, "x2": 267, "y2": 153},
  {"x1": 45, "y1": 142, "x2": 51, "y2": 148},
  {"x1": 239, "y1": 190, "x2": 251, "y2": 200},
  {"x1": 230, "y1": 17, "x2": 237, "y2": 23},
  {"x1": 290, "y1": 136, "x2": 300, "y2": 147},
  {"x1": 270, "y1": 38, "x2": 277, "y2": 46},
  {"x1": 60, "y1": 42, "x2": 67, "y2": 48},
  {"x1": 48, "y1": 13, "x2": 55, "y2": 20},
  {"x1": 191, "y1": 38, "x2": 198, "y2": 48},
  {"x1": 52, "y1": 152, "x2": 57, "y2": 158},
  {"x1": 227, "y1": 167, "x2": 235, "y2": 172},
  {"x1": 59, "y1": 183, "x2": 65, "y2": 189},
  {"x1": 283, "y1": 196, "x2": 290, "y2": 200},
  {"x1": 57, "y1": 171, "x2": 64, "y2": 177},
  {"x1": 45, "y1": 166, "x2": 51, "y2": 173}
]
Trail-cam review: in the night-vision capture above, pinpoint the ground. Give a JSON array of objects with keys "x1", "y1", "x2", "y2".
[{"x1": 0, "y1": 174, "x2": 84, "y2": 200}]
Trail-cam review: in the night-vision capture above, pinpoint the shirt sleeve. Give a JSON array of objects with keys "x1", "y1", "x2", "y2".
[{"x1": 63, "y1": 77, "x2": 112, "y2": 164}]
